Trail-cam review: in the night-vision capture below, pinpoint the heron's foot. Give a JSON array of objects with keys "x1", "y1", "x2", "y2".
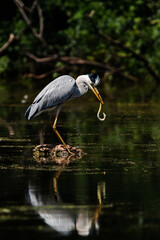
[
  {"x1": 59, "y1": 144, "x2": 81, "y2": 156},
  {"x1": 61, "y1": 143, "x2": 76, "y2": 155},
  {"x1": 66, "y1": 148, "x2": 75, "y2": 155}
]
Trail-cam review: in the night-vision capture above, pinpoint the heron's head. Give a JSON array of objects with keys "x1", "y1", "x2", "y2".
[
  {"x1": 88, "y1": 73, "x2": 100, "y2": 86},
  {"x1": 76, "y1": 74, "x2": 104, "y2": 104},
  {"x1": 86, "y1": 73, "x2": 103, "y2": 104}
]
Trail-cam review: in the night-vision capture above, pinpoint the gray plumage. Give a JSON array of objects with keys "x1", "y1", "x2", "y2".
[{"x1": 25, "y1": 74, "x2": 100, "y2": 120}]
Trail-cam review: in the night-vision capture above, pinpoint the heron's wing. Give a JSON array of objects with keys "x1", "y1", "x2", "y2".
[
  {"x1": 36, "y1": 75, "x2": 76, "y2": 108},
  {"x1": 33, "y1": 76, "x2": 75, "y2": 104},
  {"x1": 25, "y1": 75, "x2": 76, "y2": 120}
]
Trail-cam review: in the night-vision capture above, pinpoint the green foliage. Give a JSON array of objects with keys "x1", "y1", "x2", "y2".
[
  {"x1": 0, "y1": 56, "x2": 10, "y2": 74},
  {"x1": 0, "y1": 84, "x2": 8, "y2": 103},
  {"x1": 1, "y1": 0, "x2": 160, "y2": 101}
]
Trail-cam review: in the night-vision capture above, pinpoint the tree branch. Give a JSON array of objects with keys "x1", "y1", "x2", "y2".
[
  {"x1": 25, "y1": 66, "x2": 66, "y2": 79},
  {"x1": 89, "y1": 16, "x2": 160, "y2": 83},
  {"x1": 60, "y1": 56, "x2": 111, "y2": 69},
  {"x1": 36, "y1": 1, "x2": 44, "y2": 37},
  {"x1": 13, "y1": 0, "x2": 47, "y2": 46},
  {"x1": 24, "y1": 51, "x2": 122, "y2": 72},
  {"x1": 0, "y1": 33, "x2": 15, "y2": 53},
  {"x1": 24, "y1": 51, "x2": 58, "y2": 62},
  {"x1": 24, "y1": 51, "x2": 127, "y2": 79},
  {"x1": 30, "y1": 0, "x2": 37, "y2": 13}
]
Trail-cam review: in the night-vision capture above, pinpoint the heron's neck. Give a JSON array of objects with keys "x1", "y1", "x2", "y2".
[
  {"x1": 71, "y1": 75, "x2": 89, "y2": 98},
  {"x1": 76, "y1": 75, "x2": 88, "y2": 85}
]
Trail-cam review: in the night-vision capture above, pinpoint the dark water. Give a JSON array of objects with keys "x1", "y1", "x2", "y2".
[{"x1": 1, "y1": 101, "x2": 160, "y2": 239}]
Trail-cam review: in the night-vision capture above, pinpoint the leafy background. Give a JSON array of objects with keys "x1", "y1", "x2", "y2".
[{"x1": 0, "y1": 0, "x2": 160, "y2": 102}]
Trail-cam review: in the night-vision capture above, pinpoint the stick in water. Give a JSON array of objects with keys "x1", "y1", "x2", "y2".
[{"x1": 97, "y1": 102, "x2": 106, "y2": 121}]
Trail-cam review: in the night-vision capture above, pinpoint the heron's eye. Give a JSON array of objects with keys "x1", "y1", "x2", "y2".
[{"x1": 83, "y1": 83, "x2": 87, "y2": 88}]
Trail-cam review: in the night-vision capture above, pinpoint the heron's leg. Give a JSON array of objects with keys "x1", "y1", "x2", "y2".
[
  {"x1": 53, "y1": 128, "x2": 69, "y2": 150},
  {"x1": 53, "y1": 158, "x2": 68, "y2": 195},
  {"x1": 52, "y1": 105, "x2": 72, "y2": 154}
]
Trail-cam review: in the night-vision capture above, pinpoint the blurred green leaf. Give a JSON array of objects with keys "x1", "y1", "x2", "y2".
[{"x1": 0, "y1": 56, "x2": 10, "y2": 74}]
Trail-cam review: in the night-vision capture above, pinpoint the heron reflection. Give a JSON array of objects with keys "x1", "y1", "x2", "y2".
[{"x1": 28, "y1": 167, "x2": 105, "y2": 236}]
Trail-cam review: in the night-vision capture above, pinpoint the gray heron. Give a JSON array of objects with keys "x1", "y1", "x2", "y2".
[{"x1": 25, "y1": 73, "x2": 105, "y2": 153}]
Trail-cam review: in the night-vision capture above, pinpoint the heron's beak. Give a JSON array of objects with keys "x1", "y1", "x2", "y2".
[{"x1": 88, "y1": 84, "x2": 104, "y2": 104}]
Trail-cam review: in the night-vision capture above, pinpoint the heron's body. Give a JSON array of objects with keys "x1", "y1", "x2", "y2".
[
  {"x1": 25, "y1": 75, "x2": 89, "y2": 120},
  {"x1": 25, "y1": 74, "x2": 104, "y2": 153}
]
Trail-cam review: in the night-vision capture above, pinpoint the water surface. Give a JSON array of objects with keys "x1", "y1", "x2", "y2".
[{"x1": 1, "y1": 102, "x2": 160, "y2": 239}]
